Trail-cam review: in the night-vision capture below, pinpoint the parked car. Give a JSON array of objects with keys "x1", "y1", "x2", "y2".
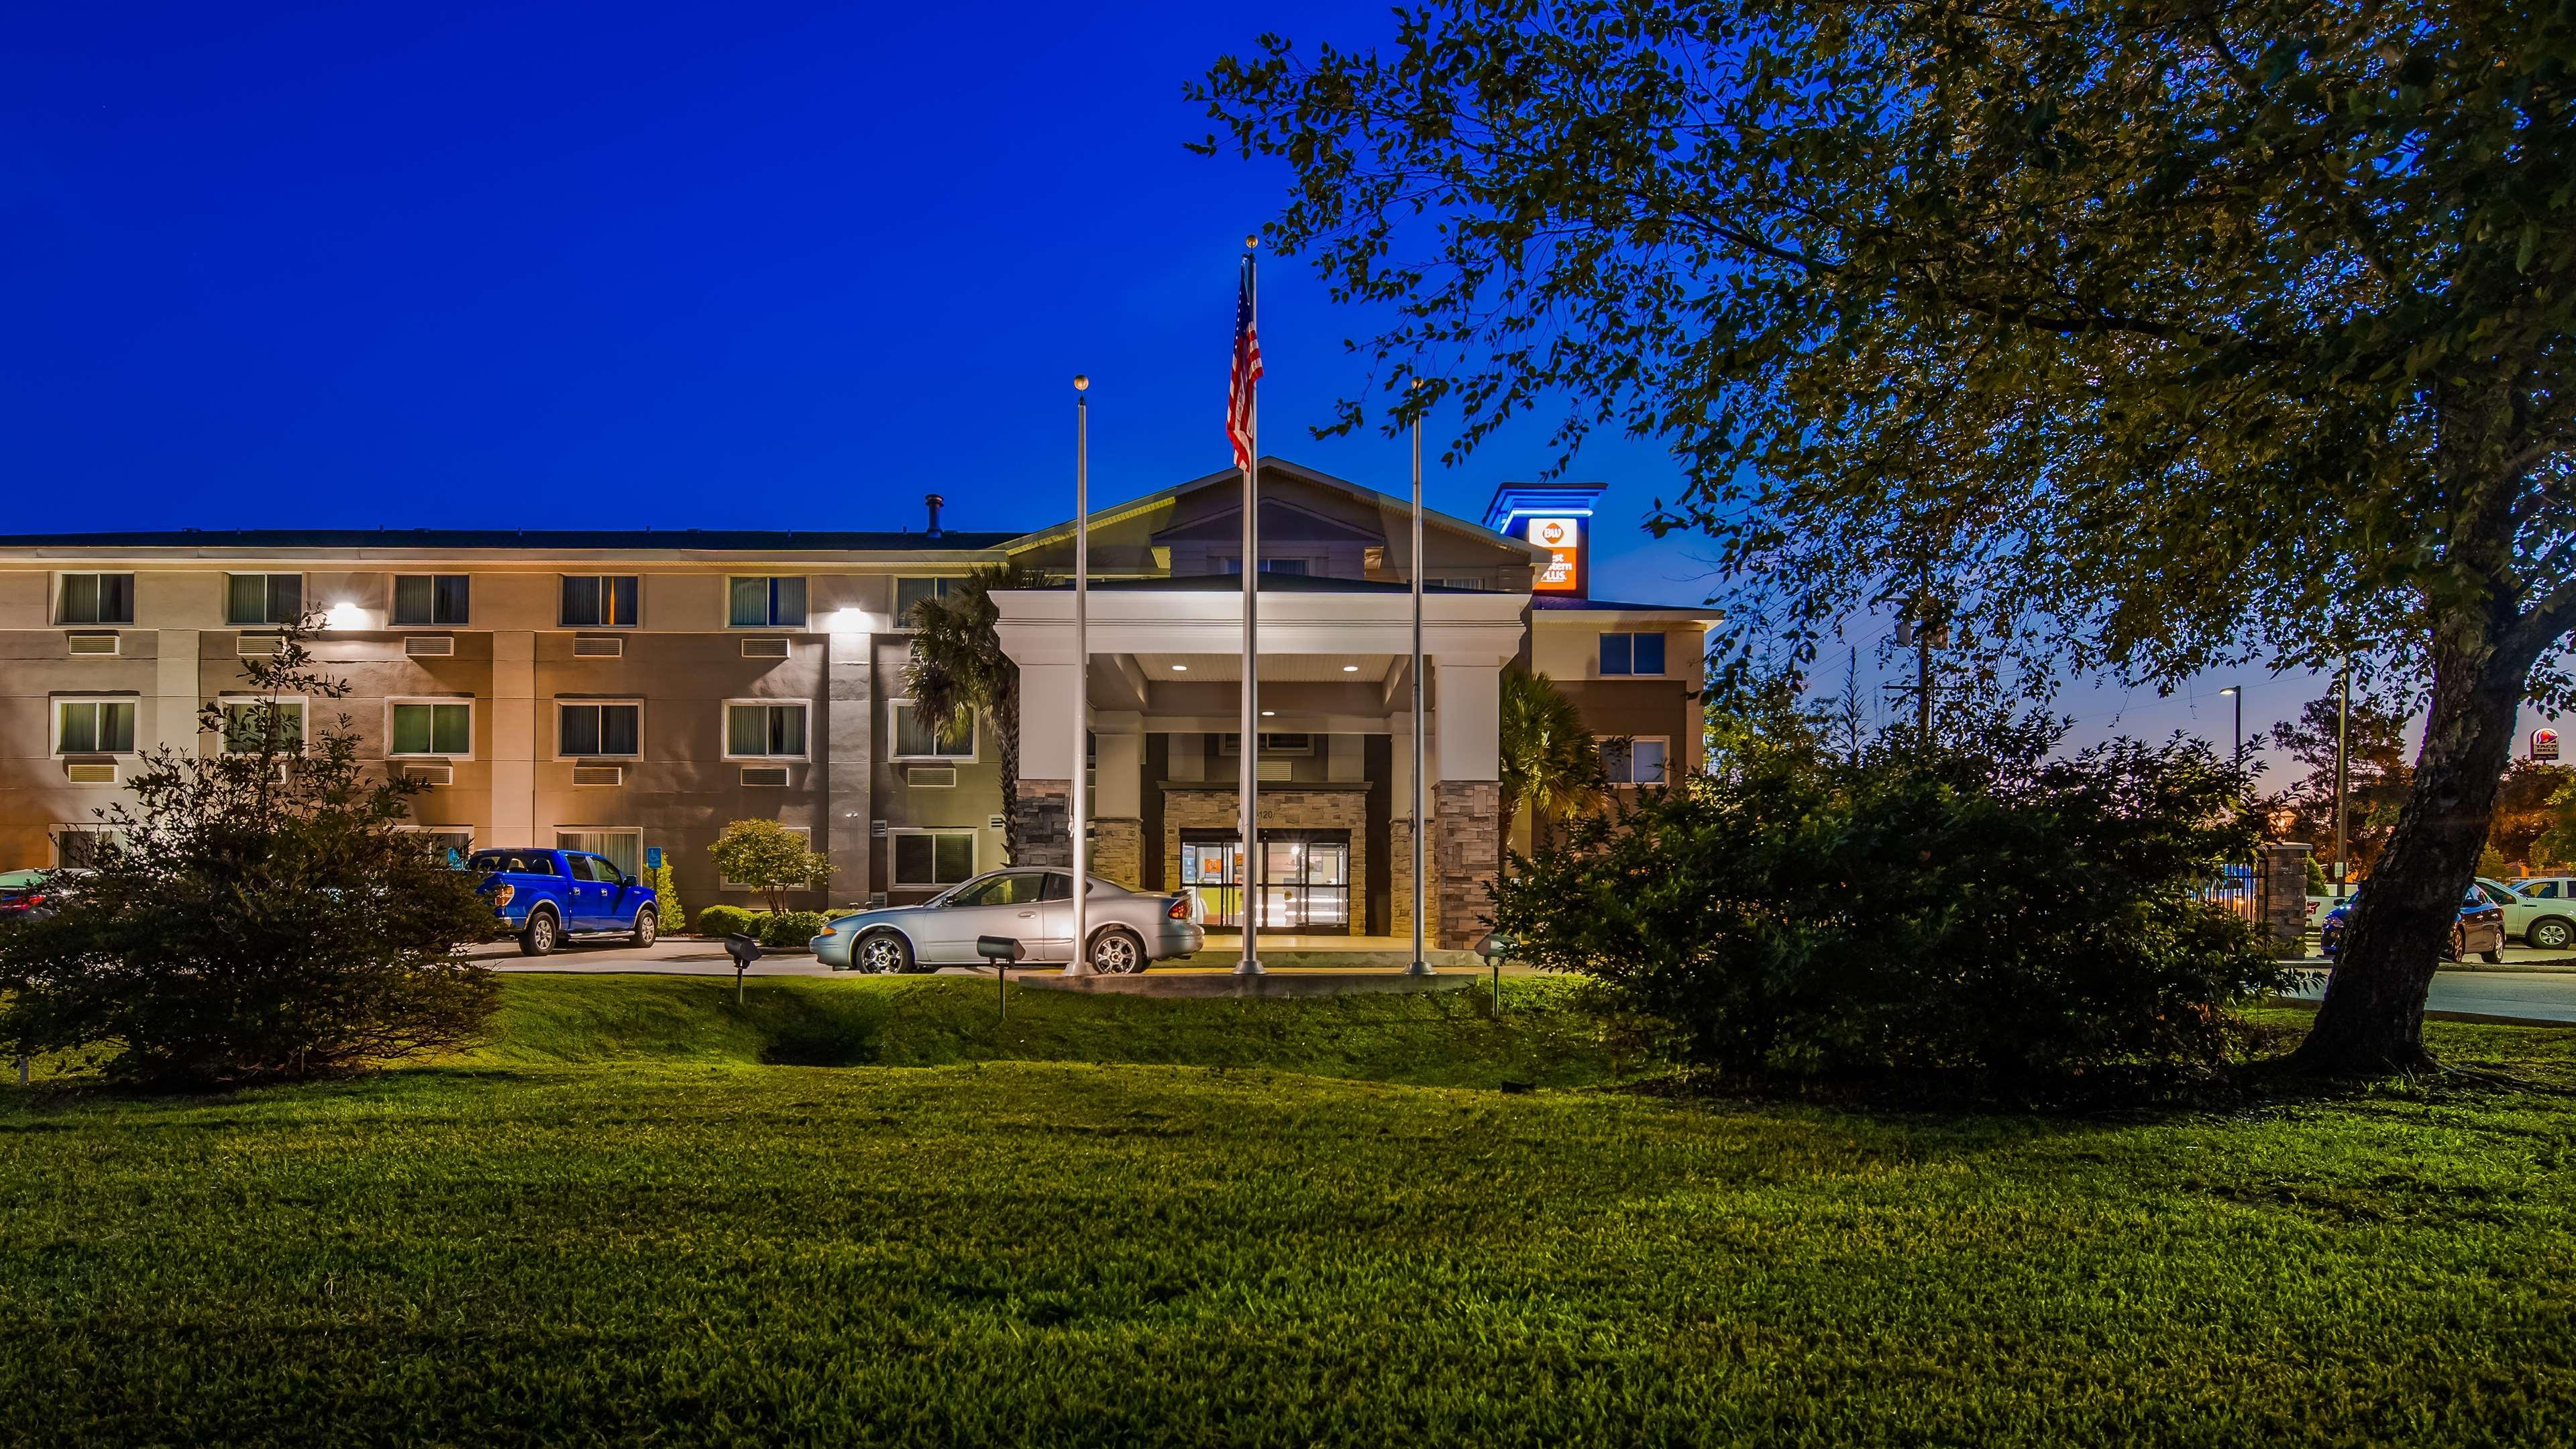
[
  {"x1": 2504, "y1": 876, "x2": 2576, "y2": 950},
  {"x1": 2468, "y1": 877, "x2": 2574, "y2": 950},
  {"x1": 812, "y1": 869, "x2": 1204, "y2": 974},
  {"x1": 0, "y1": 867, "x2": 87, "y2": 923},
  {"x1": 466, "y1": 848, "x2": 659, "y2": 956},
  {"x1": 2319, "y1": 888, "x2": 2506, "y2": 963}
]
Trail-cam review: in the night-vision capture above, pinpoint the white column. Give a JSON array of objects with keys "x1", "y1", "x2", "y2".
[
  {"x1": 1433, "y1": 656, "x2": 1501, "y2": 781},
  {"x1": 490, "y1": 632, "x2": 535, "y2": 845}
]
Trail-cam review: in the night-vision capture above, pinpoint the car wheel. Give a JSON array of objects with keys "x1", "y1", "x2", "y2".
[
  {"x1": 2530, "y1": 917, "x2": 2574, "y2": 951},
  {"x1": 2483, "y1": 949, "x2": 2504, "y2": 963},
  {"x1": 2445, "y1": 924, "x2": 2465, "y2": 963},
  {"x1": 858, "y1": 932, "x2": 913, "y2": 975},
  {"x1": 520, "y1": 909, "x2": 559, "y2": 957},
  {"x1": 632, "y1": 908, "x2": 657, "y2": 949},
  {"x1": 1089, "y1": 927, "x2": 1145, "y2": 975}
]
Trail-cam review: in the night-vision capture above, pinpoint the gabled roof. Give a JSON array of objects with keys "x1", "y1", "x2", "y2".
[
  {"x1": 1152, "y1": 498, "x2": 1386, "y2": 545},
  {"x1": 1000, "y1": 456, "x2": 1549, "y2": 559},
  {"x1": 0, "y1": 527, "x2": 1018, "y2": 555}
]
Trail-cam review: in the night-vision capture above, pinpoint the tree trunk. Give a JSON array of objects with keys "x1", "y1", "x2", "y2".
[
  {"x1": 997, "y1": 686, "x2": 1021, "y2": 867},
  {"x1": 2293, "y1": 627, "x2": 2525, "y2": 1074}
]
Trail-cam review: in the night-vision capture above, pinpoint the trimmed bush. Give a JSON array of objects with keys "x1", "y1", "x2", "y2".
[
  {"x1": 759, "y1": 910, "x2": 829, "y2": 949},
  {"x1": 1493, "y1": 734, "x2": 2286, "y2": 1087},
  {"x1": 650, "y1": 857, "x2": 686, "y2": 934},
  {"x1": 694, "y1": 904, "x2": 759, "y2": 939}
]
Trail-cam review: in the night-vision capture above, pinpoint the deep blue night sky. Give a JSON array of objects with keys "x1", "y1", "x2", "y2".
[{"x1": 9, "y1": 1, "x2": 2503, "y2": 761}]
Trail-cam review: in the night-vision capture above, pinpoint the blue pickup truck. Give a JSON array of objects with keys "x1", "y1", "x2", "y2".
[{"x1": 468, "y1": 848, "x2": 659, "y2": 956}]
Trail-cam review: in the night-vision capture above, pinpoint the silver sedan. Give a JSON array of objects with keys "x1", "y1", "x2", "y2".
[{"x1": 812, "y1": 868, "x2": 1205, "y2": 974}]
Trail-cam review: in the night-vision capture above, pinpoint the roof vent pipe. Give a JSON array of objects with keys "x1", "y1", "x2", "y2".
[{"x1": 924, "y1": 494, "x2": 945, "y2": 537}]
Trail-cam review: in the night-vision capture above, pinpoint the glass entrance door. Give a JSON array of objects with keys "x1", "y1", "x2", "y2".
[{"x1": 1180, "y1": 830, "x2": 1352, "y2": 934}]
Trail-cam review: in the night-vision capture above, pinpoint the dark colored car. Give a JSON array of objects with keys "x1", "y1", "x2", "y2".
[
  {"x1": 0, "y1": 867, "x2": 85, "y2": 922},
  {"x1": 2319, "y1": 888, "x2": 2506, "y2": 964},
  {"x1": 466, "y1": 849, "x2": 659, "y2": 957}
]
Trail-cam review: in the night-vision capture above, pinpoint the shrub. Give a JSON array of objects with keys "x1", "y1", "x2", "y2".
[
  {"x1": 650, "y1": 855, "x2": 686, "y2": 934},
  {"x1": 694, "y1": 904, "x2": 759, "y2": 939},
  {"x1": 0, "y1": 619, "x2": 498, "y2": 1085},
  {"x1": 759, "y1": 911, "x2": 829, "y2": 949},
  {"x1": 706, "y1": 820, "x2": 833, "y2": 912},
  {"x1": 1492, "y1": 733, "x2": 2286, "y2": 1088}
]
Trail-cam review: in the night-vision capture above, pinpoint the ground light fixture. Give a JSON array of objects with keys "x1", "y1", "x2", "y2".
[{"x1": 1477, "y1": 932, "x2": 1513, "y2": 1019}]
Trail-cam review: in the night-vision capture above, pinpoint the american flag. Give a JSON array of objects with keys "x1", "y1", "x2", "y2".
[{"x1": 1226, "y1": 254, "x2": 1263, "y2": 470}]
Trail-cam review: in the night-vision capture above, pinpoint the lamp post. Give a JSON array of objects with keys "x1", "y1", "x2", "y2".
[
  {"x1": 1066, "y1": 374, "x2": 1092, "y2": 976},
  {"x1": 1407, "y1": 378, "x2": 1432, "y2": 976},
  {"x1": 2218, "y1": 686, "x2": 2242, "y2": 775}
]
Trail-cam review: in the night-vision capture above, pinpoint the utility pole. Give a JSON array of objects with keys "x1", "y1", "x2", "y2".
[{"x1": 2331, "y1": 667, "x2": 2352, "y2": 898}]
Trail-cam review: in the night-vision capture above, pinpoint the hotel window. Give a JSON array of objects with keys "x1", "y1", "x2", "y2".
[
  {"x1": 1600, "y1": 737, "x2": 1670, "y2": 786},
  {"x1": 1219, "y1": 557, "x2": 1312, "y2": 575},
  {"x1": 726, "y1": 701, "x2": 808, "y2": 758},
  {"x1": 557, "y1": 702, "x2": 642, "y2": 758},
  {"x1": 219, "y1": 696, "x2": 307, "y2": 754},
  {"x1": 52, "y1": 826, "x2": 121, "y2": 867},
  {"x1": 891, "y1": 701, "x2": 975, "y2": 761},
  {"x1": 392, "y1": 574, "x2": 472, "y2": 626},
  {"x1": 560, "y1": 575, "x2": 639, "y2": 628},
  {"x1": 56, "y1": 573, "x2": 136, "y2": 625},
  {"x1": 1599, "y1": 631, "x2": 1668, "y2": 676},
  {"x1": 894, "y1": 577, "x2": 955, "y2": 625},
  {"x1": 388, "y1": 700, "x2": 474, "y2": 757},
  {"x1": 226, "y1": 574, "x2": 304, "y2": 627},
  {"x1": 1220, "y1": 733, "x2": 1316, "y2": 755},
  {"x1": 54, "y1": 699, "x2": 138, "y2": 755},
  {"x1": 402, "y1": 827, "x2": 476, "y2": 866},
  {"x1": 729, "y1": 576, "x2": 808, "y2": 629},
  {"x1": 558, "y1": 829, "x2": 644, "y2": 880},
  {"x1": 892, "y1": 830, "x2": 977, "y2": 890}
]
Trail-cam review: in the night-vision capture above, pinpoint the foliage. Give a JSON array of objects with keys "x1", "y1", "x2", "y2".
[
  {"x1": 649, "y1": 855, "x2": 686, "y2": 934},
  {"x1": 705, "y1": 820, "x2": 833, "y2": 914},
  {"x1": 904, "y1": 561, "x2": 1039, "y2": 862},
  {"x1": 2, "y1": 978, "x2": 2570, "y2": 1445},
  {"x1": 1493, "y1": 731, "x2": 2284, "y2": 1087},
  {"x1": 1194, "y1": 0, "x2": 2576, "y2": 1073},
  {"x1": 1701, "y1": 667, "x2": 1830, "y2": 780},
  {"x1": 0, "y1": 616, "x2": 498, "y2": 1085},
  {"x1": 757, "y1": 910, "x2": 828, "y2": 950},
  {"x1": 1496, "y1": 664, "x2": 1601, "y2": 839},
  {"x1": 2487, "y1": 760, "x2": 2575, "y2": 869},
  {"x1": 2263, "y1": 692, "x2": 2416, "y2": 877},
  {"x1": 692, "y1": 904, "x2": 759, "y2": 939}
]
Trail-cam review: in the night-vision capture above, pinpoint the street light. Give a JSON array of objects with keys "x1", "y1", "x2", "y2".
[{"x1": 2218, "y1": 686, "x2": 2242, "y2": 775}]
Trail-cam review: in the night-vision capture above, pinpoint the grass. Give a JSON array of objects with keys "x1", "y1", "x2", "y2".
[{"x1": 0, "y1": 975, "x2": 2569, "y2": 1446}]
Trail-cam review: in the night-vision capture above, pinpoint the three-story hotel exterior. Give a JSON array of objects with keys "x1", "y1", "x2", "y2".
[{"x1": 0, "y1": 460, "x2": 1714, "y2": 947}]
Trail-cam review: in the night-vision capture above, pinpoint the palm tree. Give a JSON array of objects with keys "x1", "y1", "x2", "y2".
[
  {"x1": 905, "y1": 561, "x2": 1039, "y2": 862},
  {"x1": 1498, "y1": 663, "x2": 1603, "y2": 853}
]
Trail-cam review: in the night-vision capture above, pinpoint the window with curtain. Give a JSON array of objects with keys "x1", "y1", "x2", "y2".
[
  {"x1": 392, "y1": 575, "x2": 471, "y2": 626},
  {"x1": 556, "y1": 830, "x2": 642, "y2": 879},
  {"x1": 894, "y1": 577, "x2": 953, "y2": 624},
  {"x1": 558, "y1": 702, "x2": 641, "y2": 757},
  {"x1": 55, "y1": 700, "x2": 137, "y2": 755},
  {"x1": 219, "y1": 698, "x2": 306, "y2": 754},
  {"x1": 727, "y1": 702, "x2": 808, "y2": 757},
  {"x1": 560, "y1": 575, "x2": 640, "y2": 627},
  {"x1": 1599, "y1": 737, "x2": 1670, "y2": 785},
  {"x1": 56, "y1": 574, "x2": 136, "y2": 625},
  {"x1": 390, "y1": 702, "x2": 472, "y2": 756},
  {"x1": 226, "y1": 574, "x2": 303, "y2": 626},
  {"x1": 729, "y1": 576, "x2": 807, "y2": 628},
  {"x1": 1598, "y1": 631, "x2": 1668, "y2": 676},
  {"x1": 892, "y1": 702, "x2": 973, "y2": 759}
]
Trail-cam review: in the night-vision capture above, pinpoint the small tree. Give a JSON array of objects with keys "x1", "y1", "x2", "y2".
[
  {"x1": 0, "y1": 616, "x2": 498, "y2": 1085},
  {"x1": 1497, "y1": 665, "x2": 1601, "y2": 851},
  {"x1": 905, "y1": 562, "x2": 1037, "y2": 861},
  {"x1": 706, "y1": 820, "x2": 833, "y2": 914},
  {"x1": 649, "y1": 853, "x2": 686, "y2": 935}
]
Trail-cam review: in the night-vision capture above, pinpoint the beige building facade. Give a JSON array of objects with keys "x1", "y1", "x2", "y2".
[{"x1": 0, "y1": 460, "x2": 1714, "y2": 945}]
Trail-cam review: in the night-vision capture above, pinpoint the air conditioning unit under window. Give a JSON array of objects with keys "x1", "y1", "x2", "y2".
[
  {"x1": 404, "y1": 635, "x2": 455, "y2": 657},
  {"x1": 905, "y1": 765, "x2": 957, "y2": 788},
  {"x1": 869, "y1": 819, "x2": 888, "y2": 837},
  {"x1": 741, "y1": 765, "x2": 790, "y2": 788},
  {"x1": 66, "y1": 633, "x2": 119, "y2": 657},
  {"x1": 64, "y1": 761, "x2": 119, "y2": 785},
  {"x1": 402, "y1": 762, "x2": 453, "y2": 786},
  {"x1": 741, "y1": 637, "x2": 790, "y2": 659},
  {"x1": 573, "y1": 636, "x2": 623, "y2": 657},
  {"x1": 571, "y1": 764, "x2": 625, "y2": 787}
]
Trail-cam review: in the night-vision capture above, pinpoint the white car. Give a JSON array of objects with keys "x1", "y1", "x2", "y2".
[
  {"x1": 2499, "y1": 876, "x2": 2576, "y2": 950},
  {"x1": 812, "y1": 868, "x2": 1205, "y2": 974}
]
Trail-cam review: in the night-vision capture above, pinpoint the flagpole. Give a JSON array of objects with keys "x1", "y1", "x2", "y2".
[
  {"x1": 1067, "y1": 373, "x2": 1092, "y2": 976},
  {"x1": 1407, "y1": 378, "x2": 1432, "y2": 975},
  {"x1": 1237, "y1": 237, "x2": 1264, "y2": 974}
]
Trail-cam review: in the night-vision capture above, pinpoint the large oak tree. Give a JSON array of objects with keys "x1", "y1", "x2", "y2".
[{"x1": 1195, "y1": 0, "x2": 2576, "y2": 1073}]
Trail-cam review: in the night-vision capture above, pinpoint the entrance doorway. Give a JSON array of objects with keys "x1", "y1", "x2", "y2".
[{"x1": 1179, "y1": 829, "x2": 1352, "y2": 934}]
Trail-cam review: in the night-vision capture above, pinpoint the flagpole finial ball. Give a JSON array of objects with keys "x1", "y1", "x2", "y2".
[
  {"x1": 1073, "y1": 374, "x2": 1089, "y2": 392},
  {"x1": 1245, "y1": 233, "x2": 1258, "y2": 250}
]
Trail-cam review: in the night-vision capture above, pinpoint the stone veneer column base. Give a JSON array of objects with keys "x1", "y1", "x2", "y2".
[
  {"x1": 1432, "y1": 780, "x2": 1501, "y2": 952},
  {"x1": 1389, "y1": 816, "x2": 1419, "y2": 947},
  {"x1": 1013, "y1": 779, "x2": 1071, "y2": 869},
  {"x1": 1092, "y1": 817, "x2": 1143, "y2": 888}
]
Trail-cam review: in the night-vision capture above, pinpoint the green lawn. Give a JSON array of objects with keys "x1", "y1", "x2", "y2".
[{"x1": 2, "y1": 975, "x2": 2571, "y2": 1446}]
